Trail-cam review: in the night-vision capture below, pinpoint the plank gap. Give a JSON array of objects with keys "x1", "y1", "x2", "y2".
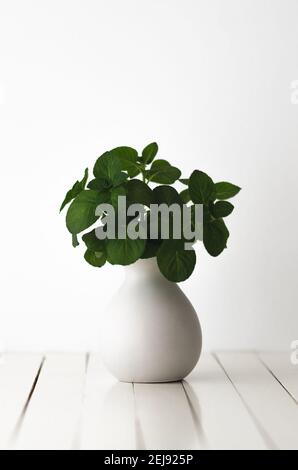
[
  {"x1": 9, "y1": 355, "x2": 45, "y2": 447},
  {"x1": 257, "y1": 353, "x2": 298, "y2": 406},
  {"x1": 213, "y1": 352, "x2": 277, "y2": 450},
  {"x1": 181, "y1": 380, "x2": 208, "y2": 449}
]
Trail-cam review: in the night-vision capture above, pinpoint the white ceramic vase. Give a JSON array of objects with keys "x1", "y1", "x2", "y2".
[{"x1": 100, "y1": 258, "x2": 202, "y2": 383}]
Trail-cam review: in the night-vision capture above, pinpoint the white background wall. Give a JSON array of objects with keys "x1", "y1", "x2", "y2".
[{"x1": 0, "y1": 0, "x2": 297, "y2": 351}]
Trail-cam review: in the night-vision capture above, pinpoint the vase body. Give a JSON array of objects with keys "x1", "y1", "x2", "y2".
[{"x1": 100, "y1": 258, "x2": 202, "y2": 383}]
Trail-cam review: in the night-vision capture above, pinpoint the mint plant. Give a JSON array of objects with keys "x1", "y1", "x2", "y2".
[{"x1": 60, "y1": 143, "x2": 241, "y2": 282}]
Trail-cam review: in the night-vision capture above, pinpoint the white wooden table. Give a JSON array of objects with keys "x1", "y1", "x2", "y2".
[{"x1": 0, "y1": 352, "x2": 297, "y2": 450}]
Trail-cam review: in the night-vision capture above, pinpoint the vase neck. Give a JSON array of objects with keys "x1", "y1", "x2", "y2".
[{"x1": 125, "y1": 258, "x2": 164, "y2": 280}]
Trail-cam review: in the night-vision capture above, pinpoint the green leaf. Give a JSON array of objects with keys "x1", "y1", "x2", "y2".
[
  {"x1": 142, "y1": 142, "x2": 158, "y2": 164},
  {"x1": 113, "y1": 172, "x2": 128, "y2": 186},
  {"x1": 153, "y1": 185, "x2": 182, "y2": 205},
  {"x1": 157, "y1": 240, "x2": 196, "y2": 282},
  {"x1": 106, "y1": 238, "x2": 146, "y2": 265},
  {"x1": 72, "y1": 233, "x2": 80, "y2": 247},
  {"x1": 87, "y1": 178, "x2": 111, "y2": 191},
  {"x1": 141, "y1": 240, "x2": 161, "y2": 259},
  {"x1": 203, "y1": 218, "x2": 229, "y2": 257},
  {"x1": 93, "y1": 151, "x2": 122, "y2": 184},
  {"x1": 180, "y1": 188, "x2": 191, "y2": 204},
  {"x1": 84, "y1": 249, "x2": 106, "y2": 267},
  {"x1": 189, "y1": 170, "x2": 216, "y2": 204},
  {"x1": 211, "y1": 201, "x2": 234, "y2": 218},
  {"x1": 126, "y1": 179, "x2": 154, "y2": 207},
  {"x1": 110, "y1": 185, "x2": 127, "y2": 207},
  {"x1": 215, "y1": 182, "x2": 241, "y2": 200},
  {"x1": 82, "y1": 229, "x2": 106, "y2": 252},
  {"x1": 150, "y1": 159, "x2": 170, "y2": 170},
  {"x1": 109, "y1": 146, "x2": 140, "y2": 177},
  {"x1": 179, "y1": 178, "x2": 189, "y2": 186},
  {"x1": 66, "y1": 190, "x2": 110, "y2": 234},
  {"x1": 147, "y1": 160, "x2": 181, "y2": 184},
  {"x1": 60, "y1": 168, "x2": 88, "y2": 212}
]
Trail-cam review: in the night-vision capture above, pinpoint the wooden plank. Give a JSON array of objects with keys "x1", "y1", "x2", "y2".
[
  {"x1": 134, "y1": 381, "x2": 200, "y2": 450},
  {"x1": 14, "y1": 353, "x2": 86, "y2": 450},
  {"x1": 184, "y1": 354, "x2": 267, "y2": 449},
  {"x1": 0, "y1": 353, "x2": 43, "y2": 449},
  {"x1": 80, "y1": 354, "x2": 136, "y2": 450},
  {"x1": 216, "y1": 352, "x2": 298, "y2": 450},
  {"x1": 259, "y1": 352, "x2": 298, "y2": 403}
]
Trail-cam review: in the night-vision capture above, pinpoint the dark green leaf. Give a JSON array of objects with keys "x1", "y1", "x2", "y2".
[
  {"x1": 113, "y1": 171, "x2": 128, "y2": 186},
  {"x1": 87, "y1": 178, "x2": 111, "y2": 191},
  {"x1": 82, "y1": 229, "x2": 106, "y2": 252},
  {"x1": 141, "y1": 240, "x2": 161, "y2": 259},
  {"x1": 60, "y1": 168, "x2": 88, "y2": 212},
  {"x1": 110, "y1": 185, "x2": 127, "y2": 207},
  {"x1": 179, "y1": 178, "x2": 189, "y2": 186},
  {"x1": 84, "y1": 249, "x2": 106, "y2": 267},
  {"x1": 142, "y1": 142, "x2": 158, "y2": 164},
  {"x1": 157, "y1": 240, "x2": 196, "y2": 282},
  {"x1": 215, "y1": 182, "x2": 241, "y2": 200},
  {"x1": 106, "y1": 238, "x2": 146, "y2": 265},
  {"x1": 180, "y1": 188, "x2": 191, "y2": 204},
  {"x1": 126, "y1": 179, "x2": 154, "y2": 207},
  {"x1": 109, "y1": 146, "x2": 140, "y2": 177},
  {"x1": 153, "y1": 185, "x2": 183, "y2": 205},
  {"x1": 150, "y1": 159, "x2": 170, "y2": 170},
  {"x1": 203, "y1": 218, "x2": 229, "y2": 257},
  {"x1": 66, "y1": 190, "x2": 110, "y2": 234},
  {"x1": 211, "y1": 201, "x2": 234, "y2": 218},
  {"x1": 189, "y1": 170, "x2": 216, "y2": 204},
  {"x1": 147, "y1": 160, "x2": 181, "y2": 184}
]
